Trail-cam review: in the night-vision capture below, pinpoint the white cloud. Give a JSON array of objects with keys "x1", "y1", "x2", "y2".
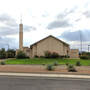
[{"x1": 0, "y1": 0, "x2": 89, "y2": 50}]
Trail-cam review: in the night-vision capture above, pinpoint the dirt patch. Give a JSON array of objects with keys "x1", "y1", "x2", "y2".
[{"x1": 0, "y1": 65, "x2": 90, "y2": 75}]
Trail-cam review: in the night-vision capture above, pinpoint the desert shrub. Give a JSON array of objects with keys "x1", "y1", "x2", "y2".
[
  {"x1": 0, "y1": 48, "x2": 6, "y2": 59},
  {"x1": 16, "y1": 51, "x2": 27, "y2": 59},
  {"x1": 46, "y1": 64, "x2": 55, "y2": 71},
  {"x1": 76, "y1": 61, "x2": 81, "y2": 66},
  {"x1": 42, "y1": 63, "x2": 45, "y2": 65},
  {"x1": 67, "y1": 64, "x2": 77, "y2": 72},
  {"x1": 53, "y1": 61, "x2": 58, "y2": 66},
  {"x1": 66, "y1": 63, "x2": 69, "y2": 66},
  {"x1": 0, "y1": 61, "x2": 5, "y2": 65}
]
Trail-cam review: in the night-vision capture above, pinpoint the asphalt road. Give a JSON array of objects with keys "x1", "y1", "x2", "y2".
[{"x1": 0, "y1": 76, "x2": 90, "y2": 90}]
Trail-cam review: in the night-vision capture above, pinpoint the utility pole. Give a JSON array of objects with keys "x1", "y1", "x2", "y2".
[
  {"x1": 6, "y1": 44, "x2": 9, "y2": 50},
  {"x1": 79, "y1": 31, "x2": 82, "y2": 54},
  {"x1": 88, "y1": 45, "x2": 90, "y2": 52}
]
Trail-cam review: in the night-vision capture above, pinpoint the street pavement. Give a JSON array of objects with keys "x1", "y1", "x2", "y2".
[{"x1": 0, "y1": 76, "x2": 90, "y2": 90}]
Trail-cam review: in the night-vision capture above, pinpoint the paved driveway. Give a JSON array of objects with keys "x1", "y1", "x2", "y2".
[{"x1": 0, "y1": 76, "x2": 90, "y2": 90}]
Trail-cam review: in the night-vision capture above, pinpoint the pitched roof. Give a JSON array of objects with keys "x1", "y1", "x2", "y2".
[{"x1": 30, "y1": 35, "x2": 69, "y2": 47}]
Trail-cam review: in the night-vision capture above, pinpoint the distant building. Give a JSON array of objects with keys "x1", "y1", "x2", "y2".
[
  {"x1": 16, "y1": 21, "x2": 79, "y2": 58},
  {"x1": 69, "y1": 49, "x2": 79, "y2": 58}
]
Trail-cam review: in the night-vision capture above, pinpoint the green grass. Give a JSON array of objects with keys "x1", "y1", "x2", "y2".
[{"x1": 5, "y1": 58, "x2": 90, "y2": 66}]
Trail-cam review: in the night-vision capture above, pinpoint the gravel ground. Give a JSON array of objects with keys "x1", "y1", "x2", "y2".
[{"x1": 0, "y1": 65, "x2": 90, "y2": 75}]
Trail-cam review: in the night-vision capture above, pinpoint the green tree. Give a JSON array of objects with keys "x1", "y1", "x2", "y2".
[
  {"x1": 0, "y1": 48, "x2": 6, "y2": 59},
  {"x1": 7, "y1": 49, "x2": 16, "y2": 58},
  {"x1": 16, "y1": 50, "x2": 27, "y2": 59}
]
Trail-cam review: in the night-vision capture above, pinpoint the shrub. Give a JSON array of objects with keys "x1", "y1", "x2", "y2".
[
  {"x1": 0, "y1": 61, "x2": 5, "y2": 65},
  {"x1": 44, "y1": 51, "x2": 59, "y2": 58},
  {"x1": 16, "y1": 51, "x2": 27, "y2": 59},
  {"x1": 44, "y1": 51, "x2": 52, "y2": 58},
  {"x1": 34, "y1": 55, "x2": 39, "y2": 58},
  {"x1": 42, "y1": 63, "x2": 45, "y2": 65},
  {"x1": 66, "y1": 63, "x2": 69, "y2": 66},
  {"x1": 64, "y1": 55, "x2": 70, "y2": 58},
  {"x1": 53, "y1": 61, "x2": 58, "y2": 66},
  {"x1": 51, "y1": 52, "x2": 59, "y2": 58},
  {"x1": 67, "y1": 64, "x2": 77, "y2": 72},
  {"x1": 76, "y1": 61, "x2": 81, "y2": 66},
  {"x1": 46, "y1": 64, "x2": 55, "y2": 71}
]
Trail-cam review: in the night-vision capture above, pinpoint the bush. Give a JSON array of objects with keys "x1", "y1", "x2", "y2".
[
  {"x1": 42, "y1": 63, "x2": 45, "y2": 65},
  {"x1": 67, "y1": 64, "x2": 77, "y2": 72},
  {"x1": 44, "y1": 51, "x2": 52, "y2": 58},
  {"x1": 64, "y1": 55, "x2": 70, "y2": 58},
  {"x1": 66, "y1": 63, "x2": 69, "y2": 66},
  {"x1": 51, "y1": 52, "x2": 59, "y2": 58},
  {"x1": 46, "y1": 64, "x2": 55, "y2": 71},
  {"x1": 34, "y1": 55, "x2": 39, "y2": 58},
  {"x1": 0, "y1": 61, "x2": 5, "y2": 65},
  {"x1": 16, "y1": 51, "x2": 27, "y2": 59},
  {"x1": 76, "y1": 61, "x2": 81, "y2": 66},
  {"x1": 53, "y1": 61, "x2": 58, "y2": 66},
  {"x1": 44, "y1": 51, "x2": 59, "y2": 58}
]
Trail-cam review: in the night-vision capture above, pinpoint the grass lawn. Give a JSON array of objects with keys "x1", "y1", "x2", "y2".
[{"x1": 5, "y1": 58, "x2": 90, "y2": 66}]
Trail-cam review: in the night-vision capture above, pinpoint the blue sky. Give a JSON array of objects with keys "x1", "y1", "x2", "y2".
[{"x1": 0, "y1": 0, "x2": 90, "y2": 51}]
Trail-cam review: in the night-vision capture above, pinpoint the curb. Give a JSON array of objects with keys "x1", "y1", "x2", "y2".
[{"x1": 0, "y1": 72, "x2": 90, "y2": 79}]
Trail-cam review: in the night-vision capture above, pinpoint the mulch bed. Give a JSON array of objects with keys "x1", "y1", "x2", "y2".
[{"x1": 0, "y1": 65, "x2": 90, "y2": 75}]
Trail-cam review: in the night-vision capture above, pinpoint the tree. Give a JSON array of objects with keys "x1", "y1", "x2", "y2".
[
  {"x1": 0, "y1": 48, "x2": 6, "y2": 59},
  {"x1": 16, "y1": 50, "x2": 27, "y2": 59},
  {"x1": 7, "y1": 49, "x2": 16, "y2": 58}
]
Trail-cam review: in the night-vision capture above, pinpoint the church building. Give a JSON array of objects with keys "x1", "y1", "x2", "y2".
[{"x1": 17, "y1": 21, "x2": 79, "y2": 58}]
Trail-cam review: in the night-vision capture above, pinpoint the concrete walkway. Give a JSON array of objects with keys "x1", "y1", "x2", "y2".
[{"x1": 0, "y1": 72, "x2": 90, "y2": 79}]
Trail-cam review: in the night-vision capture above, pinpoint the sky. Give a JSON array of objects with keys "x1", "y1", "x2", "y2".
[{"x1": 0, "y1": 0, "x2": 90, "y2": 51}]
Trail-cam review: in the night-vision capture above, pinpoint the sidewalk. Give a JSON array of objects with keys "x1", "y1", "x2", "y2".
[{"x1": 0, "y1": 72, "x2": 90, "y2": 79}]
